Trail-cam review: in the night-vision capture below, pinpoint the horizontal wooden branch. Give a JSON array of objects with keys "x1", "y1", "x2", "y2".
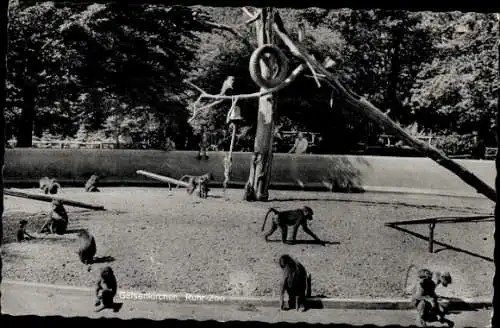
[
  {"x1": 272, "y1": 18, "x2": 497, "y2": 203},
  {"x1": 185, "y1": 64, "x2": 307, "y2": 122},
  {"x1": 4, "y1": 189, "x2": 105, "y2": 211}
]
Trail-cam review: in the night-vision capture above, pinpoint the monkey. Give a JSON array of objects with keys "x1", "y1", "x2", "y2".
[
  {"x1": 178, "y1": 173, "x2": 213, "y2": 198},
  {"x1": 39, "y1": 199, "x2": 68, "y2": 235},
  {"x1": 278, "y1": 254, "x2": 310, "y2": 312},
  {"x1": 76, "y1": 229, "x2": 96, "y2": 265},
  {"x1": 16, "y1": 219, "x2": 35, "y2": 242},
  {"x1": 85, "y1": 174, "x2": 100, "y2": 192},
  {"x1": 95, "y1": 266, "x2": 117, "y2": 312},
  {"x1": 262, "y1": 206, "x2": 325, "y2": 245},
  {"x1": 39, "y1": 176, "x2": 61, "y2": 195},
  {"x1": 412, "y1": 268, "x2": 453, "y2": 327}
]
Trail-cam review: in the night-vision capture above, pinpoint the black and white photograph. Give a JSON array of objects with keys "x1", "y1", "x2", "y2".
[{"x1": 0, "y1": 1, "x2": 498, "y2": 327}]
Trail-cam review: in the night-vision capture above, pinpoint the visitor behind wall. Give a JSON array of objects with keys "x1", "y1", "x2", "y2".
[
  {"x1": 164, "y1": 137, "x2": 176, "y2": 151},
  {"x1": 289, "y1": 132, "x2": 309, "y2": 154},
  {"x1": 197, "y1": 127, "x2": 209, "y2": 160},
  {"x1": 118, "y1": 128, "x2": 133, "y2": 149}
]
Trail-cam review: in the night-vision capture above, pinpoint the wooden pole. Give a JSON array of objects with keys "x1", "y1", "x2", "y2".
[
  {"x1": 0, "y1": 0, "x2": 8, "y2": 315},
  {"x1": 243, "y1": 7, "x2": 276, "y2": 202},
  {"x1": 428, "y1": 223, "x2": 435, "y2": 253},
  {"x1": 223, "y1": 123, "x2": 238, "y2": 193},
  {"x1": 4, "y1": 189, "x2": 105, "y2": 211}
]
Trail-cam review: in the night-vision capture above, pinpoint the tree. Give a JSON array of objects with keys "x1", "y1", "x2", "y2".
[
  {"x1": 298, "y1": 9, "x2": 435, "y2": 128},
  {"x1": 7, "y1": 1, "x2": 80, "y2": 146},
  {"x1": 59, "y1": 3, "x2": 214, "y2": 147},
  {"x1": 408, "y1": 12, "x2": 498, "y2": 145}
]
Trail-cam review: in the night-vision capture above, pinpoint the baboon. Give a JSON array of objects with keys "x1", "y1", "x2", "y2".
[
  {"x1": 39, "y1": 176, "x2": 61, "y2": 194},
  {"x1": 85, "y1": 174, "x2": 100, "y2": 192},
  {"x1": 412, "y1": 268, "x2": 453, "y2": 327},
  {"x1": 39, "y1": 199, "x2": 68, "y2": 235},
  {"x1": 278, "y1": 254, "x2": 311, "y2": 312},
  {"x1": 76, "y1": 229, "x2": 96, "y2": 265},
  {"x1": 95, "y1": 266, "x2": 117, "y2": 312},
  {"x1": 179, "y1": 173, "x2": 213, "y2": 198},
  {"x1": 16, "y1": 219, "x2": 35, "y2": 242},
  {"x1": 262, "y1": 206, "x2": 325, "y2": 245}
]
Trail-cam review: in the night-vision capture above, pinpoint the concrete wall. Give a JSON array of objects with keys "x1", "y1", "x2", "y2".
[{"x1": 4, "y1": 149, "x2": 495, "y2": 195}]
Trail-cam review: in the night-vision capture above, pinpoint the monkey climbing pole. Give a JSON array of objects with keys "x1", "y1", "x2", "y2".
[{"x1": 185, "y1": 8, "x2": 496, "y2": 204}]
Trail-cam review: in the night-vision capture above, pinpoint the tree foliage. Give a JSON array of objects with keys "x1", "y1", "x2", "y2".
[{"x1": 6, "y1": 5, "x2": 499, "y2": 154}]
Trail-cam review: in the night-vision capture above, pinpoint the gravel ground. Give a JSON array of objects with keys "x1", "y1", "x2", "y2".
[{"x1": 2, "y1": 187, "x2": 494, "y2": 299}]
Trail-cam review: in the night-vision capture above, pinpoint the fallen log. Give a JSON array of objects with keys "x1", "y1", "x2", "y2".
[
  {"x1": 4, "y1": 189, "x2": 105, "y2": 211},
  {"x1": 136, "y1": 170, "x2": 191, "y2": 188}
]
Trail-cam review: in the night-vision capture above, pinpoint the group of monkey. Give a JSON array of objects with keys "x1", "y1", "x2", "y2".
[
  {"x1": 16, "y1": 174, "x2": 117, "y2": 312},
  {"x1": 17, "y1": 173, "x2": 454, "y2": 325},
  {"x1": 261, "y1": 201, "x2": 455, "y2": 327}
]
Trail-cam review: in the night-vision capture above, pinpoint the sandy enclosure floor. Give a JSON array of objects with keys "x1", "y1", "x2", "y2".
[{"x1": 2, "y1": 187, "x2": 495, "y2": 299}]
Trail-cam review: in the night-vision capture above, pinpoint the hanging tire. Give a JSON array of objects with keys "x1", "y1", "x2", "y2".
[{"x1": 249, "y1": 44, "x2": 289, "y2": 89}]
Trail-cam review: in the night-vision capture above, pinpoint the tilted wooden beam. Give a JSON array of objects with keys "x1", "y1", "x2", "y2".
[
  {"x1": 385, "y1": 215, "x2": 494, "y2": 226},
  {"x1": 272, "y1": 15, "x2": 497, "y2": 203},
  {"x1": 136, "y1": 170, "x2": 191, "y2": 188}
]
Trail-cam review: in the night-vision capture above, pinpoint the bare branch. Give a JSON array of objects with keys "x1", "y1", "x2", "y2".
[
  {"x1": 242, "y1": 7, "x2": 258, "y2": 19},
  {"x1": 186, "y1": 64, "x2": 307, "y2": 123},
  {"x1": 203, "y1": 21, "x2": 252, "y2": 48},
  {"x1": 241, "y1": 13, "x2": 261, "y2": 26}
]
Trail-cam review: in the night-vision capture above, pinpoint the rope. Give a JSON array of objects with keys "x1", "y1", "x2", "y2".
[{"x1": 223, "y1": 122, "x2": 238, "y2": 193}]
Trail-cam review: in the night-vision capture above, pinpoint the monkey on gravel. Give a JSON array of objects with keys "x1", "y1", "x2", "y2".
[
  {"x1": 39, "y1": 199, "x2": 68, "y2": 235},
  {"x1": 95, "y1": 266, "x2": 117, "y2": 312},
  {"x1": 278, "y1": 254, "x2": 311, "y2": 312},
  {"x1": 412, "y1": 268, "x2": 453, "y2": 327},
  {"x1": 262, "y1": 206, "x2": 325, "y2": 245},
  {"x1": 39, "y1": 176, "x2": 61, "y2": 195},
  {"x1": 16, "y1": 219, "x2": 35, "y2": 242},
  {"x1": 179, "y1": 173, "x2": 213, "y2": 198},
  {"x1": 76, "y1": 229, "x2": 97, "y2": 265},
  {"x1": 85, "y1": 174, "x2": 100, "y2": 192}
]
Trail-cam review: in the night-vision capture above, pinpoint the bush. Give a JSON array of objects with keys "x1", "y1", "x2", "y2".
[{"x1": 434, "y1": 133, "x2": 476, "y2": 156}]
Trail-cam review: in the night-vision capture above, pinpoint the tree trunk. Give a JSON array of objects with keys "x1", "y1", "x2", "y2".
[
  {"x1": 17, "y1": 83, "x2": 36, "y2": 147},
  {"x1": 17, "y1": 49, "x2": 37, "y2": 148},
  {"x1": 492, "y1": 13, "x2": 500, "y2": 328},
  {"x1": 386, "y1": 33, "x2": 402, "y2": 121},
  {"x1": 243, "y1": 7, "x2": 276, "y2": 202},
  {"x1": 0, "y1": 0, "x2": 8, "y2": 314}
]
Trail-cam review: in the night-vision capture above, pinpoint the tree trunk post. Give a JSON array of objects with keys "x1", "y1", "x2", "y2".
[
  {"x1": 0, "y1": 0, "x2": 8, "y2": 314},
  {"x1": 244, "y1": 7, "x2": 277, "y2": 202},
  {"x1": 492, "y1": 12, "x2": 500, "y2": 328},
  {"x1": 428, "y1": 222, "x2": 435, "y2": 253}
]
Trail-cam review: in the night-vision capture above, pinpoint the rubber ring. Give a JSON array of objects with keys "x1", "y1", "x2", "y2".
[{"x1": 249, "y1": 44, "x2": 289, "y2": 89}]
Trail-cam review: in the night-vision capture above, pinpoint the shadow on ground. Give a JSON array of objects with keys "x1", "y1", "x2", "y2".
[
  {"x1": 93, "y1": 256, "x2": 116, "y2": 264},
  {"x1": 1, "y1": 315, "x2": 426, "y2": 328},
  {"x1": 267, "y1": 198, "x2": 484, "y2": 215},
  {"x1": 264, "y1": 240, "x2": 339, "y2": 246},
  {"x1": 386, "y1": 223, "x2": 493, "y2": 262}
]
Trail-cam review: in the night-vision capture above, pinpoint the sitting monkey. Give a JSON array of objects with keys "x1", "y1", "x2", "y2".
[
  {"x1": 39, "y1": 199, "x2": 68, "y2": 235},
  {"x1": 16, "y1": 219, "x2": 35, "y2": 242},
  {"x1": 412, "y1": 269, "x2": 453, "y2": 327}
]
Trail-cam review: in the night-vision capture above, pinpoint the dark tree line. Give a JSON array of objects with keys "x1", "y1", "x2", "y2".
[{"x1": 6, "y1": 3, "x2": 498, "y2": 155}]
